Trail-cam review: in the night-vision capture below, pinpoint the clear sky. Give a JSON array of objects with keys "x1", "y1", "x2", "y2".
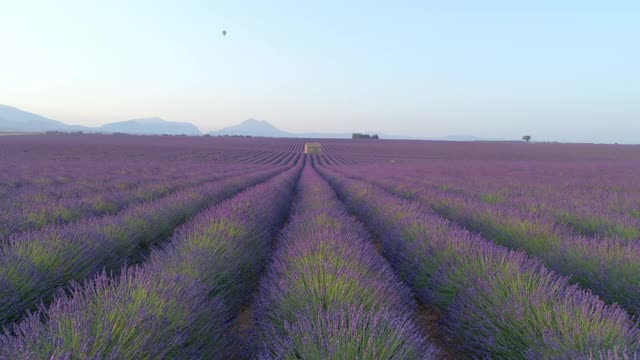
[{"x1": 1, "y1": 1, "x2": 638, "y2": 142}]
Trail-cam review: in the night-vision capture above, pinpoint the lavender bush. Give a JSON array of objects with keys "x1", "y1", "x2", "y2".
[
  {"x1": 0, "y1": 157, "x2": 303, "y2": 359},
  {"x1": 254, "y1": 163, "x2": 434, "y2": 359},
  {"x1": 0, "y1": 166, "x2": 289, "y2": 326},
  {"x1": 317, "y1": 164, "x2": 640, "y2": 358}
]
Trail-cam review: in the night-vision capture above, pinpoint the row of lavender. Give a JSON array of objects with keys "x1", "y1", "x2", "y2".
[
  {"x1": 253, "y1": 163, "x2": 435, "y2": 358},
  {"x1": 329, "y1": 164, "x2": 640, "y2": 317},
  {"x1": 340, "y1": 160, "x2": 640, "y2": 241},
  {"x1": 316, "y1": 162, "x2": 640, "y2": 358},
  {"x1": 0, "y1": 159, "x2": 296, "y2": 327},
  {"x1": 0, "y1": 135, "x2": 301, "y2": 201},
  {"x1": 1, "y1": 156, "x2": 303, "y2": 358},
  {"x1": 0, "y1": 164, "x2": 270, "y2": 240},
  {"x1": 0, "y1": 160, "x2": 168, "y2": 194},
  {"x1": 0, "y1": 155, "x2": 267, "y2": 195},
  {"x1": 0, "y1": 146, "x2": 294, "y2": 238},
  {"x1": 1, "y1": 148, "x2": 296, "y2": 213},
  {"x1": 318, "y1": 142, "x2": 640, "y2": 236}
]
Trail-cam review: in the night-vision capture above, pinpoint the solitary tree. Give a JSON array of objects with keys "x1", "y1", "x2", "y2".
[
  {"x1": 352, "y1": 133, "x2": 371, "y2": 139},
  {"x1": 522, "y1": 135, "x2": 531, "y2": 143}
]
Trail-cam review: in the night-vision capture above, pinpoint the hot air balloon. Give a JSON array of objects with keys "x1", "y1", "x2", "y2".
[{"x1": 222, "y1": 30, "x2": 227, "y2": 36}]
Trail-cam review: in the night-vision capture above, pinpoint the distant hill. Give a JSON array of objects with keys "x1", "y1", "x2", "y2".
[
  {"x1": 209, "y1": 118, "x2": 290, "y2": 137},
  {"x1": 1, "y1": 104, "x2": 493, "y2": 140},
  {"x1": 98, "y1": 117, "x2": 202, "y2": 135},
  {"x1": 0, "y1": 105, "x2": 72, "y2": 132},
  {"x1": 209, "y1": 118, "x2": 414, "y2": 139},
  {"x1": 0, "y1": 105, "x2": 202, "y2": 135}
]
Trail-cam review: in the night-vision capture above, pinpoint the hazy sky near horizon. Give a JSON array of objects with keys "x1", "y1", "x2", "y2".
[{"x1": 1, "y1": 1, "x2": 639, "y2": 143}]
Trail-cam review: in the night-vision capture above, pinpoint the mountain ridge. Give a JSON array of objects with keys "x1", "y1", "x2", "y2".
[
  {"x1": 0, "y1": 105, "x2": 202, "y2": 135},
  {"x1": 209, "y1": 118, "x2": 290, "y2": 137},
  {"x1": 98, "y1": 117, "x2": 202, "y2": 135},
  {"x1": 208, "y1": 118, "x2": 415, "y2": 139},
  {"x1": 0, "y1": 104, "x2": 71, "y2": 132},
  {"x1": 0, "y1": 104, "x2": 491, "y2": 140}
]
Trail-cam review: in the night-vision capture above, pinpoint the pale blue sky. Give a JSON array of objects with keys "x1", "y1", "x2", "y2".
[{"x1": 1, "y1": 1, "x2": 638, "y2": 142}]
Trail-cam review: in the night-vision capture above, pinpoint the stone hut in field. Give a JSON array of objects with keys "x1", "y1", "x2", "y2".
[{"x1": 304, "y1": 143, "x2": 322, "y2": 154}]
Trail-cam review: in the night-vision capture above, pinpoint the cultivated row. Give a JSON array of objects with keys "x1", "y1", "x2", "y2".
[
  {"x1": 336, "y1": 161, "x2": 640, "y2": 241},
  {"x1": 0, "y1": 158, "x2": 303, "y2": 358},
  {"x1": 0, "y1": 162, "x2": 293, "y2": 327},
  {"x1": 317, "y1": 163, "x2": 640, "y2": 358},
  {"x1": 253, "y1": 163, "x2": 435, "y2": 358},
  {"x1": 332, "y1": 166, "x2": 640, "y2": 317},
  {"x1": 0, "y1": 164, "x2": 268, "y2": 240}
]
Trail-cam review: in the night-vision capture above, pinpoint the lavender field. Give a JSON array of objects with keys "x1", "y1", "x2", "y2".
[{"x1": 1, "y1": 133, "x2": 640, "y2": 359}]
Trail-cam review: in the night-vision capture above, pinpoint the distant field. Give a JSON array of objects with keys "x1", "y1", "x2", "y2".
[
  {"x1": 1, "y1": 133, "x2": 639, "y2": 358},
  {"x1": 0, "y1": 132, "x2": 43, "y2": 136}
]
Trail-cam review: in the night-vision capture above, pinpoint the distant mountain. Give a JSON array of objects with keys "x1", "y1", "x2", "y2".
[
  {"x1": 0, "y1": 105, "x2": 202, "y2": 135},
  {"x1": 98, "y1": 117, "x2": 202, "y2": 135},
  {"x1": 209, "y1": 118, "x2": 290, "y2": 137},
  {"x1": 0, "y1": 105, "x2": 71, "y2": 132},
  {"x1": 1, "y1": 104, "x2": 491, "y2": 140},
  {"x1": 209, "y1": 119, "x2": 414, "y2": 139}
]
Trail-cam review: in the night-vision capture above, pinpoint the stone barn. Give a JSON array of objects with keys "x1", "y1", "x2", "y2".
[{"x1": 304, "y1": 143, "x2": 322, "y2": 154}]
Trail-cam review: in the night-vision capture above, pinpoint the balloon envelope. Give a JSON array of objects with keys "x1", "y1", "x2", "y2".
[{"x1": 222, "y1": 30, "x2": 227, "y2": 36}]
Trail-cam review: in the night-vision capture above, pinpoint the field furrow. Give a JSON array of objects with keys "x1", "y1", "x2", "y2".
[
  {"x1": 330, "y1": 166, "x2": 640, "y2": 317},
  {"x1": 3, "y1": 135, "x2": 640, "y2": 358},
  {"x1": 0, "y1": 157, "x2": 303, "y2": 359},
  {"x1": 0, "y1": 163, "x2": 293, "y2": 327},
  {"x1": 251, "y1": 161, "x2": 436, "y2": 358},
  {"x1": 317, "y1": 162, "x2": 640, "y2": 358},
  {"x1": 0, "y1": 165, "x2": 270, "y2": 241}
]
